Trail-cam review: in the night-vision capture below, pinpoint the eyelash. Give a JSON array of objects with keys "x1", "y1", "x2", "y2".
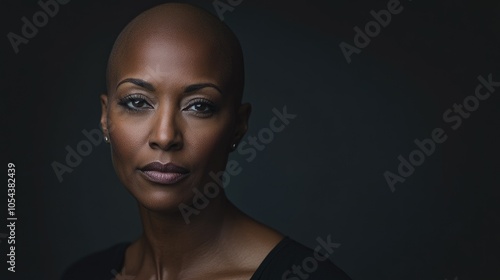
[
  {"x1": 117, "y1": 95, "x2": 217, "y2": 116},
  {"x1": 184, "y1": 98, "x2": 218, "y2": 117},
  {"x1": 117, "y1": 94, "x2": 152, "y2": 112}
]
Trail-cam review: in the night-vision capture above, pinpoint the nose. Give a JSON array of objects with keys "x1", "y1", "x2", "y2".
[{"x1": 148, "y1": 104, "x2": 183, "y2": 151}]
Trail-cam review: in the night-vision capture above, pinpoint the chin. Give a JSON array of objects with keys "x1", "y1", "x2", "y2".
[
  {"x1": 124, "y1": 176, "x2": 200, "y2": 214},
  {"x1": 140, "y1": 194, "x2": 187, "y2": 213}
]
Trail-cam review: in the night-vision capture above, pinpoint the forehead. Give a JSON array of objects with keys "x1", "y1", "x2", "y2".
[{"x1": 110, "y1": 27, "x2": 232, "y2": 92}]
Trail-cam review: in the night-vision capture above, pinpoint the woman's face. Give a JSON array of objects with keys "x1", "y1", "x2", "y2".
[{"x1": 100, "y1": 31, "x2": 249, "y2": 213}]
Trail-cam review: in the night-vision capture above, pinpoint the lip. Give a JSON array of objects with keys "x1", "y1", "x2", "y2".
[{"x1": 139, "y1": 162, "x2": 190, "y2": 185}]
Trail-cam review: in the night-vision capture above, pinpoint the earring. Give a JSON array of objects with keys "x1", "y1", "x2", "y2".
[
  {"x1": 104, "y1": 136, "x2": 110, "y2": 143},
  {"x1": 231, "y1": 143, "x2": 237, "y2": 150}
]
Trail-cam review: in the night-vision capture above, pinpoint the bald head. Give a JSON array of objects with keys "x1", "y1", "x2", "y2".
[{"x1": 106, "y1": 3, "x2": 244, "y2": 102}]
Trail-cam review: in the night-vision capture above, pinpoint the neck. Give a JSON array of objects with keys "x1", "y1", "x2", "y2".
[{"x1": 129, "y1": 193, "x2": 240, "y2": 279}]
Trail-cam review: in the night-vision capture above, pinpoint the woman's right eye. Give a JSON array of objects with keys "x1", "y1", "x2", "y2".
[{"x1": 118, "y1": 95, "x2": 152, "y2": 111}]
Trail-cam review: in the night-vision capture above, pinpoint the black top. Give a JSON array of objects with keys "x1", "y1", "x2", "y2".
[{"x1": 61, "y1": 237, "x2": 352, "y2": 280}]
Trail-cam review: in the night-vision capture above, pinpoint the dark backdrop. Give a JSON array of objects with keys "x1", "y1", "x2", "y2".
[{"x1": 2, "y1": 0, "x2": 499, "y2": 279}]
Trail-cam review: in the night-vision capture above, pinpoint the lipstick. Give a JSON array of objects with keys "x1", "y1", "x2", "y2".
[{"x1": 139, "y1": 162, "x2": 189, "y2": 185}]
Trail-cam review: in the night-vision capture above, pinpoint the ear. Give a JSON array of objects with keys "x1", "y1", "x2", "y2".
[
  {"x1": 233, "y1": 103, "x2": 251, "y2": 147},
  {"x1": 100, "y1": 94, "x2": 109, "y2": 138}
]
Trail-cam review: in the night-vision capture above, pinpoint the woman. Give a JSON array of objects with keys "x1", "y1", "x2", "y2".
[{"x1": 62, "y1": 3, "x2": 351, "y2": 280}]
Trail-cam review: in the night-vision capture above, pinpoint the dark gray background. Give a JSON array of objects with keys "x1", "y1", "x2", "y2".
[{"x1": 2, "y1": 0, "x2": 499, "y2": 279}]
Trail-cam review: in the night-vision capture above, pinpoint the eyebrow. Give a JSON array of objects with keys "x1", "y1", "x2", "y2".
[
  {"x1": 185, "y1": 83, "x2": 223, "y2": 95},
  {"x1": 116, "y1": 78, "x2": 155, "y2": 91},
  {"x1": 116, "y1": 78, "x2": 223, "y2": 95}
]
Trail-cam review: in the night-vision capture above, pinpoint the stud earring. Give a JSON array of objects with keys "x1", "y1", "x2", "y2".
[
  {"x1": 104, "y1": 136, "x2": 110, "y2": 143},
  {"x1": 232, "y1": 143, "x2": 237, "y2": 150}
]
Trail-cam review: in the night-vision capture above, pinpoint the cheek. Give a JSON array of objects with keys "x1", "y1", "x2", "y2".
[
  {"x1": 108, "y1": 114, "x2": 149, "y2": 179},
  {"x1": 184, "y1": 117, "x2": 233, "y2": 172}
]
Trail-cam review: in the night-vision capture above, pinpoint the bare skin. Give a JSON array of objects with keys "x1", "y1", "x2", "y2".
[{"x1": 100, "y1": 4, "x2": 283, "y2": 280}]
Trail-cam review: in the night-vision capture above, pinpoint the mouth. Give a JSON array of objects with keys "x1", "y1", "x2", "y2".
[{"x1": 139, "y1": 162, "x2": 190, "y2": 185}]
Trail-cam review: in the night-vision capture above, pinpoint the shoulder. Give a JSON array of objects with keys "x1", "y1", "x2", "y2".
[
  {"x1": 252, "y1": 237, "x2": 352, "y2": 280},
  {"x1": 61, "y1": 242, "x2": 130, "y2": 280}
]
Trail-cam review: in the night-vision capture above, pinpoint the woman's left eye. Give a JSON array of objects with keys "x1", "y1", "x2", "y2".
[
  {"x1": 190, "y1": 103, "x2": 212, "y2": 112},
  {"x1": 185, "y1": 100, "x2": 217, "y2": 115},
  {"x1": 128, "y1": 99, "x2": 148, "y2": 108}
]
